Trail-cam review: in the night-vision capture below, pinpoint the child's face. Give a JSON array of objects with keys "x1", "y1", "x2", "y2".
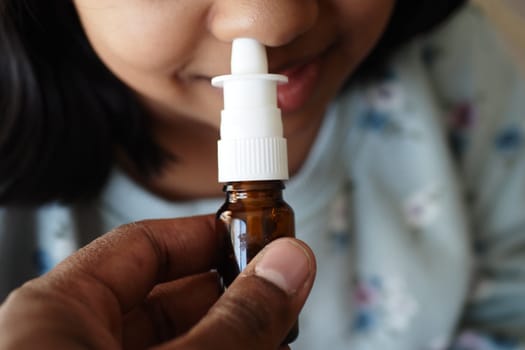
[{"x1": 73, "y1": 0, "x2": 395, "y2": 136}]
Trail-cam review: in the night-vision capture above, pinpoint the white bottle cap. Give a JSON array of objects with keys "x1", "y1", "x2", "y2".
[{"x1": 212, "y1": 38, "x2": 289, "y2": 182}]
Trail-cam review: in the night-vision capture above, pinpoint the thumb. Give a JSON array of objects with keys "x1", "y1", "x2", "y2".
[{"x1": 164, "y1": 238, "x2": 316, "y2": 350}]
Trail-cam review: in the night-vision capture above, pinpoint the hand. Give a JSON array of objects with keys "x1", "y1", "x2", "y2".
[{"x1": 0, "y1": 215, "x2": 315, "y2": 349}]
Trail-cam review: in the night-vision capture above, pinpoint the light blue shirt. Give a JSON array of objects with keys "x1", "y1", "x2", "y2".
[{"x1": 1, "y1": 4, "x2": 524, "y2": 349}]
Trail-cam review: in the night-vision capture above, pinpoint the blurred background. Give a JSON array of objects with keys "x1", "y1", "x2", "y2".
[{"x1": 473, "y1": 0, "x2": 525, "y2": 70}]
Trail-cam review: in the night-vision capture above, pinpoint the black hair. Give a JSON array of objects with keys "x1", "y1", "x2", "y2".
[
  {"x1": 0, "y1": 1, "x2": 168, "y2": 204},
  {"x1": 0, "y1": 0, "x2": 466, "y2": 205}
]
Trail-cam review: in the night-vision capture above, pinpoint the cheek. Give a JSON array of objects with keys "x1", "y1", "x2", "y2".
[
  {"x1": 337, "y1": 0, "x2": 396, "y2": 60},
  {"x1": 74, "y1": 2, "x2": 204, "y2": 74}
]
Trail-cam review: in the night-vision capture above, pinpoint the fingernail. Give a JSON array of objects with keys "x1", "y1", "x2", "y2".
[{"x1": 255, "y1": 239, "x2": 311, "y2": 295}]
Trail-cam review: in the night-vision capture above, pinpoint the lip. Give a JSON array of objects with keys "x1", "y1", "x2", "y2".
[
  {"x1": 274, "y1": 56, "x2": 322, "y2": 114},
  {"x1": 270, "y1": 40, "x2": 337, "y2": 115}
]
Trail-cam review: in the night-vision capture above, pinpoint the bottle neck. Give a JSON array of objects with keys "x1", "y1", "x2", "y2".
[{"x1": 223, "y1": 180, "x2": 285, "y2": 202}]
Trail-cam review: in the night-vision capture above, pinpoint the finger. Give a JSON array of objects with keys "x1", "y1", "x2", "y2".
[
  {"x1": 0, "y1": 286, "x2": 119, "y2": 349},
  {"x1": 164, "y1": 238, "x2": 316, "y2": 350},
  {"x1": 30, "y1": 215, "x2": 220, "y2": 336},
  {"x1": 122, "y1": 271, "x2": 221, "y2": 349}
]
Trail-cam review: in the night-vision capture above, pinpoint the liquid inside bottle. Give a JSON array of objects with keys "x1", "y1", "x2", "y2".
[{"x1": 216, "y1": 180, "x2": 298, "y2": 344}]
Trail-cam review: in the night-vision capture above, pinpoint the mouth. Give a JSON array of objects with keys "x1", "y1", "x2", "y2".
[
  {"x1": 271, "y1": 43, "x2": 335, "y2": 114},
  {"x1": 196, "y1": 42, "x2": 335, "y2": 114},
  {"x1": 273, "y1": 57, "x2": 322, "y2": 114}
]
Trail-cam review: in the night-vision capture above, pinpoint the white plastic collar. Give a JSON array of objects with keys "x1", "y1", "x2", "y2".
[{"x1": 212, "y1": 38, "x2": 289, "y2": 182}]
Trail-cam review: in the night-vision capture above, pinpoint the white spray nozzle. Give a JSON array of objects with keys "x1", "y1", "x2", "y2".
[
  {"x1": 212, "y1": 38, "x2": 289, "y2": 182},
  {"x1": 231, "y1": 38, "x2": 268, "y2": 74}
]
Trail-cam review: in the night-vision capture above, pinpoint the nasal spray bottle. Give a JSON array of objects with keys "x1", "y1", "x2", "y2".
[{"x1": 212, "y1": 38, "x2": 298, "y2": 343}]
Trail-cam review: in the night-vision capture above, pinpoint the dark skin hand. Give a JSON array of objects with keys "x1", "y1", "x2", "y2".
[{"x1": 0, "y1": 215, "x2": 316, "y2": 349}]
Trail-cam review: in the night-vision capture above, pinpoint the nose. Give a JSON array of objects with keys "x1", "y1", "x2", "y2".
[{"x1": 208, "y1": 0, "x2": 318, "y2": 47}]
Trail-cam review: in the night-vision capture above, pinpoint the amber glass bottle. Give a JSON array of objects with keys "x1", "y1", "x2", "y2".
[
  {"x1": 212, "y1": 38, "x2": 298, "y2": 343},
  {"x1": 216, "y1": 180, "x2": 298, "y2": 343}
]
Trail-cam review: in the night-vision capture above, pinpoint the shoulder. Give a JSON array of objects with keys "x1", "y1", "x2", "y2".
[
  {"x1": 416, "y1": 3, "x2": 520, "y2": 100},
  {"x1": 0, "y1": 205, "x2": 40, "y2": 298},
  {"x1": 0, "y1": 203, "x2": 77, "y2": 272},
  {"x1": 423, "y1": 3, "x2": 495, "y2": 42}
]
